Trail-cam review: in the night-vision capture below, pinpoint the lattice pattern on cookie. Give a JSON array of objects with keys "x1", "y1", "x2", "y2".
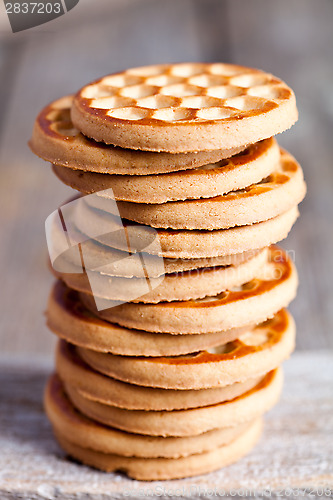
[
  {"x1": 169, "y1": 246, "x2": 291, "y2": 308},
  {"x1": 215, "y1": 149, "x2": 298, "y2": 200},
  {"x1": 32, "y1": 95, "x2": 252, "y2": 175},
  {"x1": 80, "y1": 148, "x2": 303, "y2": 231},
  {"x1": 91, "y1": 149, "x2": 297, "y2": 206},
  {"x1": 78, "y1": 63, "x2": 292, "y2": 124},
  {"x1": 43, "y1": 96, "x2": 79, "y2": 138},
  {"x1": 164, "y1": 308, "x2": 288, "y2": 363}
]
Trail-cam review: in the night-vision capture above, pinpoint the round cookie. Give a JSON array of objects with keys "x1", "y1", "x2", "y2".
[
  {"x1": 50, "y1": 214, "x2": 263, "y2": 277},
  {"x1": 56, "y1": 341, "x2": 263, "y2": 411},
  {"x1": 85, "y1": 149, "x2": 306, "y2": 230},
  {"x1": 52, "y1": 137, "x2": 279, "y2": 203},
  {"x1": 64, "y1": 369, "x2": 282, "y2": 437},
  {"x1": 80, "y1": 246, "x2": 298, "y2": 334},
  {"x1": 49, "y1": 282, "x2": 251, "y2": 356},
  {"x1": 71, "y1": 63, "x2": 298, "y2": 153},
  {"x1": 77, "y1": 309, "x2": 295, "y2": 390},
  {"x1": 54, "y1": 419, "x2": 262, "y2": 480},
  {"x1": 30, "y1": 95, "x2": 244, "y2": 175},
  {"x1": 45, "y1": 374, "x2": 255, "y2": 459},
  {"x1": 53, "y1": 247, "x2": 268, "y2": 303},
  {"x1": 75, "y1": 200, "x2": 299, "y2": 258}
]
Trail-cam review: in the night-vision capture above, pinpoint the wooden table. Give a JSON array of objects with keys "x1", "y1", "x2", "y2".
[{"x1": 0, "y1": 0, "x2": 332, "y2": 496}]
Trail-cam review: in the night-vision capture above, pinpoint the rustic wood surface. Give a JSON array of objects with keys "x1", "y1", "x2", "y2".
[
  {"x1": 0, "y1": 1, "x2": 332, "y2": 495},
  {"x1": 0, "y1": 351, "x2": 332, "y2": 499}
]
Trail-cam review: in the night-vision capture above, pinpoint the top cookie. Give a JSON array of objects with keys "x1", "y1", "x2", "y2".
[
  {"x1": 29, "y1": 95, "x2": 244, "y2": 175},
  {"x1": 71, "y1": 63, "x2": 298, "y2": 153}
]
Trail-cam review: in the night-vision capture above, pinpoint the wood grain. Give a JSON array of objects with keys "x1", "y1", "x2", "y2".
[{"x1": 0, "y1": 2, "x2": 332, "y2": 495}]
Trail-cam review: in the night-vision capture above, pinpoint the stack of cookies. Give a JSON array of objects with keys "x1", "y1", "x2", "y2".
[{"x1": 30, "y1": 63, "x2": 306, "y2": 481}]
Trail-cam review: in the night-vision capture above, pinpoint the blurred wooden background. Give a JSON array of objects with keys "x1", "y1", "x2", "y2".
[{"x1": 0, "y1": 0, "x2": 332, "y2": 360}]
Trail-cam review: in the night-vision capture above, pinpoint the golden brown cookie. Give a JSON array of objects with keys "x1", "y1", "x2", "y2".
[
  {"x1": 45, "y1": 374, "x2": 256, "y2": 459},
  {"x1": 84, "y1": 149, "x2": 305, "y2": 230},
  {"x1": 51, "y1": 138, "x2": 279, "y2": 203},
  {"x1": 53, "y1": 247, "x2": 268, "y2": 303},
  {"x1": 80, "y1": 246, "x2": 298, "y2": 333},
  {"x1": 64, "y1": 369, "x2": 281, "y2": 437},
  {"x1": 71, "y1": 63, "x2": 297, "y2": 152},
  {"x1": 56, "y1": 340, "x2": 263, "y2": 411},
  {"x1": 30, "y1": 95, "x2": 244, "y2": 175},
  {"x1": 75, "y1": 199, "x2": 299, "y2": 259},
  {"x1": 50, "y1": 213, "x2": 264, "y2": 277},
  {"x1": 48, "y1": 282, "x2": 250, "y2": 356},
  {"x1": 54, "y1": 419, "x2": 262, "y2": 480},
  {"x1": 77, "y1": 309, "x2": 295, "y2": 390}
]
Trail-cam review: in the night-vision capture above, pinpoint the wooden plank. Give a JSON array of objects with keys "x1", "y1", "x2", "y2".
[
  {"x1": 0, "y1": 351, "x2": 332, "y2": 498},
  {"x1": 191, "y1": 0, "x2": 231, "y2": 62},
  {"x1": 0, "y1": 0, "x2": 200, "y2": 357},
  {"x1": 227, "y1": 0, "x2": 333, "y2": 350}
]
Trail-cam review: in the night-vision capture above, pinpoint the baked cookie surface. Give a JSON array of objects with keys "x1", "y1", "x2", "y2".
[
  {"x1": 84, "y1": 149, "x2": 305, "y2": 230},
  {"x1": 30, "y1": 95, "x2": 244, "y2": 174},
  {"x1": 75, "y1": 200, "x2": 299, "y2": 259},
  {"x1": 52, "y1": 137, "x2": 279, "y2": 203},
  {"x1": 80, "y1": 246, "x2": 298, "y2": 333},
  {"x1": 71, "y1": 63, "x2": 297, "y2": 152},
  {"x1": 48, "y1": 281, "x2": 250, "y2": 356},
  {"x1": 53, "y1": 247, "x2": 268, "y2": 303},
  {"x1": 56, "y1": 340, "x2": 263, "y2": 411},
  {"x1": 77, "y1": 309, "x2": 295, "y2": 389}
]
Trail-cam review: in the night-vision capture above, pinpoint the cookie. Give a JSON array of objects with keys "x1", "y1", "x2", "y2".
[
  {"x1": 30, "y1": 95, "x2": 244, "y2": 175},
  {"x1": 50, "y1": 214, "x2": 263, "y2": 277},
  {"x1": 53, "y1": 419, "x2": 262, "y2": 480},
  {"x1": 49, "y1": 282, "x2": 250, "y2": 356},
  {"x1": 77, "y1": 309, "x2": 295, "y2": 390},
  {"x1": 51, "y1": 138, "x2": 279, "y2": 203},
  {"x1": 84, "y1": 149, "x2": 305, "y2": 230},
  {"x1": 75, "y1": 199, "x2": 299, "y2": 258},
  {"x1": 34, "y1": 60, "x2": 302, "y2": 482},
  {"x1": 45, "y1": 374, "x2": 255, "y2": 459},
  {"x1": 53, "y1": 247, "x2": 268, "y2": 303},
  {"x1": 64, "y1": 368, "x2": 281, "y2": 437},
  {"x1": 56, "y1": 341, "x2": 263, "y2": 411},
  {"x1": 80, "y1": 246, "x2": 298, "y2": 333},
  {"x1": 71, "y1": 63, "x2": 297, "y2": 152}
]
